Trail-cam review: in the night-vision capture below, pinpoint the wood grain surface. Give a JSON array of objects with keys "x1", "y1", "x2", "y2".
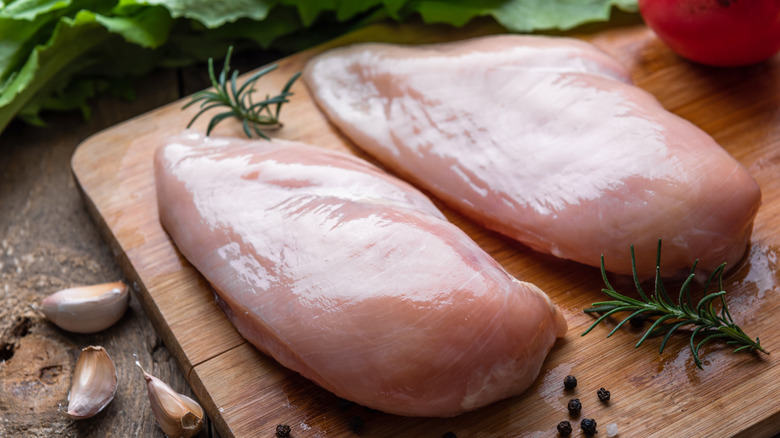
[
  {"x1": 0, "y1": 69, "x2": 216, "y2": 437},
  {"x1": 71, "y1": 22, "x2": 780, "y2": 437}
]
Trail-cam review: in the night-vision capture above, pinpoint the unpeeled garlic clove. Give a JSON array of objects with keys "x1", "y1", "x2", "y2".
[
  {"x1": 41, "y1": 281, "x2": 130, "y2": 333},
  {"x1": 63, "y1": 346, "x2": 117, "y2": 419},
  {"x1": 136, "y1": 360, "x2": 204, "y2": 438}
]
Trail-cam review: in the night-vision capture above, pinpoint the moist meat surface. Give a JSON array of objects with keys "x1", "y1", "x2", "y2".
[
  {"x1": 303, "y1": 35, "x2": 762, "y2": 277},
  {"x1": 154, "y1": 131, "x2": 567, "y2": 417}
]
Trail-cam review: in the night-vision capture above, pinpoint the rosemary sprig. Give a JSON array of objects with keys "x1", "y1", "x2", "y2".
[
  {"x1": 582, "y1": 240, "x2": 767, "y2": 369},
  {"x1": 183, "y1": 46, "x2": 301, "y2": 139}
]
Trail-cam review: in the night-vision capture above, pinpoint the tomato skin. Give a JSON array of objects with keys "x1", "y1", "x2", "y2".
[{"x1": 638, "y1": 0, "x2": 780, "y2": 66}]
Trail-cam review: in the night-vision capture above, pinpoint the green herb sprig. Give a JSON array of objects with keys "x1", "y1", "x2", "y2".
[
  {"x1": 582, "y1": 240, "x2": 767, "y2": 369},
  {"x1": 183, "y1": 46, "x2": 301, "y2": 139}
]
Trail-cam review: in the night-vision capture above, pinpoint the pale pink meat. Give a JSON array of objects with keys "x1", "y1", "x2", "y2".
[
  {"x1": 154, "y1": 131, "x2": 567, "y2": 417},
  {"x1": 303, "y1": 35, "x2": 762, "y2": 278}
]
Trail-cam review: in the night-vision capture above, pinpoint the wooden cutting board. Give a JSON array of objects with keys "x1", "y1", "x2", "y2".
[{"x1": 71, "y1": 21, "x2": 780, "y2": 437}]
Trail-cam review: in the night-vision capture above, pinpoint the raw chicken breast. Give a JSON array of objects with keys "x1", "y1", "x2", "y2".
[
  {"x1": 155, "y1": 131, "x2": 567, "y2": 417},
  {"x1": 303, "y1": 35, "x2": 762, "y2": 278}
]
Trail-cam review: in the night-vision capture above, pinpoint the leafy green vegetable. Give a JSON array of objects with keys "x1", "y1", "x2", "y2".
[
  {"x1": 0, "y1": 0, "x2": 638, "y2": 137},
  {"x1": 491, "y1": 0, "x2": 638, "y2": 32},
  {"x1": 140, "y1": 0, "x2": 275, "y2": 28},
  {"x1": 95, "y1": 5, "x2": 173, "y2": 48},
  {"x1": 0, "y1": 10, "x2": 108, "y2": 131},
  {"x1": 0, "y1": 0, "x2": 77, "y2": 21}
]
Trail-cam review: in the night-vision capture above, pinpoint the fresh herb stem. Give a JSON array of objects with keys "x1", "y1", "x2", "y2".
[
  {"x1": 183, "y1": 46, "x2": 301, "y2": 139},
  {"x1": 582, "y1": 240, "x2": 767, "y2": 369}
]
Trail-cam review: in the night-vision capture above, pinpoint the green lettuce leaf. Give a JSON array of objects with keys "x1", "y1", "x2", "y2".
[
  {"x1": 492, "y1": 0, "x2": 638, "y2": 32},
  {"x1": 0, "y1": 0, "x2": 109, "y2": 81},
  {"x1": 96, "y1": 5, "x2": 172, "y2": 47},
  {"x1": 0, "y1": 5, "x2": 174, "y2": 132},
  {"x1": 411, "y1": 0, "x2": 504, "y2": 27},
  {"x1": 0, "y1": 17, "x2": 48, "y2": 80},
  {"x1": 275, "y1": 0, "x2": 408, "y2": 27},
  {"x1": 1, "y1": 0, "x2": 117, "y2": 20},
  {"x1": 0, "y1": 10, "x2": 108, "y2": 133},
  {"x1": 138, "y1": 0, "x2": 276, "y2": 28},
  {"x1": 414, "y1": 0, "x2": 638, "y2": 31},
  {"x1": 0, "y1": 0, "x2": 75, "y2": 20}
]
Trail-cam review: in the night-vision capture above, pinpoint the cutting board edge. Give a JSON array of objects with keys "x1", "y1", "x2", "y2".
[{"x1": 70, "y1": 138, "x2": 197, "y2": 377}]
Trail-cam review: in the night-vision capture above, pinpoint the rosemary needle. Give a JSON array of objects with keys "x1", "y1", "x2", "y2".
[
  {"x1": 582, "y1": 240, "x2": 767, "y2": 369},
  {"x1": 183, "y1": 46, "x2": 301, "y2": 139}
]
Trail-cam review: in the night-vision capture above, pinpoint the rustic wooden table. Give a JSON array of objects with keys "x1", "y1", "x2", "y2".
[{"x1": 0, "y1": 51, "x2": 277, "y2": 437}]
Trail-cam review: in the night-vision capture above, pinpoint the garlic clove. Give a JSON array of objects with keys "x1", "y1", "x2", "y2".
[
  {"x1": 136, "y1": 360, "x2": 204, "y2": 438},
  {"x1": 41, "y1": 281, "x2": 130, "y2": 333},
  {"x1": 64, "y1": 346, "x2": 118, "y2": 419}
]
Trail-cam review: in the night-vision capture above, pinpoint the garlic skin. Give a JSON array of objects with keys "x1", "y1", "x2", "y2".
[
  {"x1": 64, "y1": 346, "x2": 117, "y2": 419},
  {"x1": 41, "y1": 281, "x2": 130, "y2": 333},
  {"x1": 137, "y1": 361, "x2": 204, "y2": 438}
]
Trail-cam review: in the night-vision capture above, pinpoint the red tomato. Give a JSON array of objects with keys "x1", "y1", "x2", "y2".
[{"x1": 638, "y1": 0, "x2": 780, "y2": 66}]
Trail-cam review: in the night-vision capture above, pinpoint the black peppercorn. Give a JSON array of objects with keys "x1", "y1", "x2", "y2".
[
  {"x1": 349, "y1": 416, "x2": 364, "y2": 433},
  {"x1": 581, "y1": 418, "x2": 597, "y2": 435},
  {"x1": 629, "y1": 313, "x2": 645, "y2": 327},
  {"x1": 567, "y1": 398, "x2": 582, "y2": 415},
  {"x1": 597, "y1": 387, "x2": 611, "y2": 402},
  {"x1": 563, "y1": 375, "x2": 577, "y2": 390},
  {"x1": 442, "y1": 432, "x2": 457, "y2": 438},
  {"x1": 557, "y1": 420, "x2": 573, "y2": 436},
  {"x1": 275, "y1": 424, "x2": 292, "y2": 438}
]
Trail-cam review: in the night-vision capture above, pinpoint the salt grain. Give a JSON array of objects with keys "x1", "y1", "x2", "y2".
[{"x1": 606, "y1": 422, "x2": 618, "y2": 437}]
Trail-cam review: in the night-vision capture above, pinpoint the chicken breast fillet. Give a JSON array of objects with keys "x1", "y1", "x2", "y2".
[
  {"x1": 303, "y1": 35, "x2": 762, "y2": 278},
  {"x1": 155, "y1": 131, "x2": 567, "y2": 417}
]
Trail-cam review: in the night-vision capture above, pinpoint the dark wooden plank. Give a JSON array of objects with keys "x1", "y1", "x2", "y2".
[{"x1": 0, "y1": 69, "x2": 215, "y2": 437}]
